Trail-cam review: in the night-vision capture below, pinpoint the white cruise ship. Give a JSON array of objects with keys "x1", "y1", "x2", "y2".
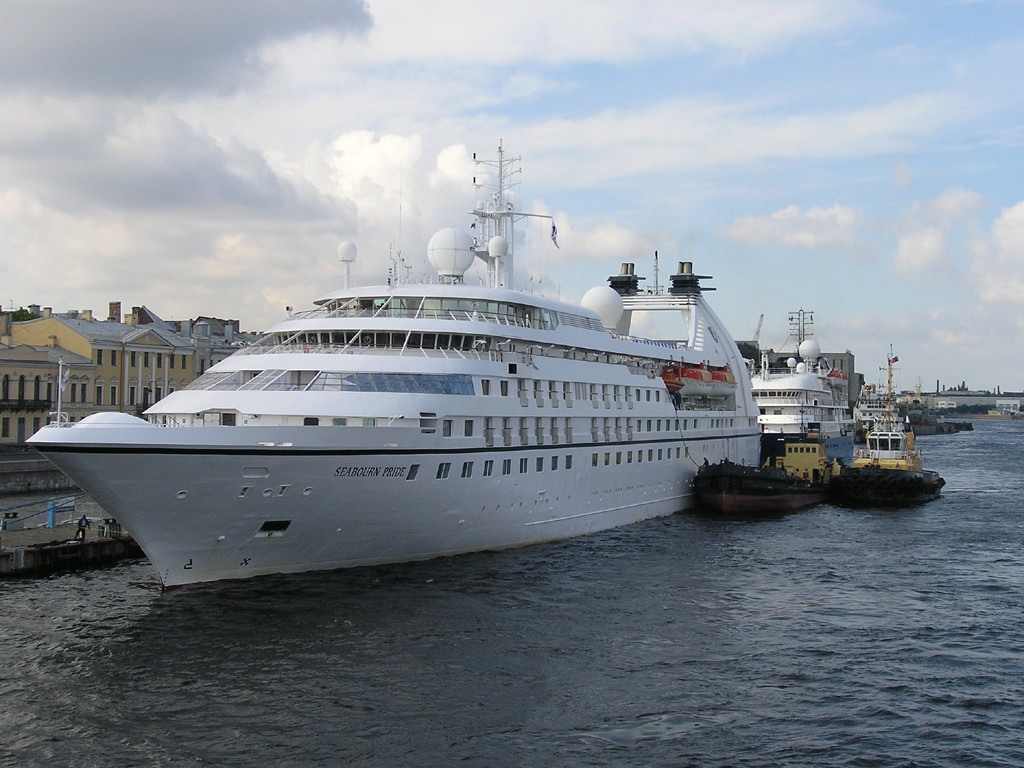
[
  {"x1": 29, "y1": 148, "x2": 760, "y2": 587},
  {"x1": 750, "y1": 310, "x2": 854, "y2": 461}
]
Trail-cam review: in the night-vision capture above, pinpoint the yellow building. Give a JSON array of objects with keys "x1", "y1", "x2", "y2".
[
  {"x1": 0, "y1": 344, "x2": 93, "y2": 444},
  {"x1": 7, "y1": 304, "x2": 198, "y2": 431}
]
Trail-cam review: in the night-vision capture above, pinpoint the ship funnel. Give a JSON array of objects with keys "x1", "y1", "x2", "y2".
[
  {"x1": 607, "y1": 262, "x2": 643, "y2": 296},
  {"x1": 669, "y1": 261, "x2": 714, "y2": 294}
]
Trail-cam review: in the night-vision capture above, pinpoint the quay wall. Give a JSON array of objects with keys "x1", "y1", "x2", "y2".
[{"x1": 0, "y1": 454, "x2": 79, "y2": 495}]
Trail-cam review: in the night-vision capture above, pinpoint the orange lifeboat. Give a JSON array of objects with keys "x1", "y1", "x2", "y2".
[
  {"x1": 661, "y1": 364, "x2": 713, "y2": 396},
  {"x1": 708, "y1": 366, "x2": 737, "y2": 396}
]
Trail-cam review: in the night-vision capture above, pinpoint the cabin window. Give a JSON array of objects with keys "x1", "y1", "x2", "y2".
[
  {"x1": 483, "y1": 460, "x2": 494, "y2": 477},
  {"x1": 536, "y1": 457, "x2": 544, "y2": 472},
  {"x1": 436, "y1": 463, "x2": 451, "y2": 479},
  {"x1": 481, "y1": 379, "x2": 491, "y2": 395},
  {"x1": 500, "y1": 380, "x2": 509, "y2": 397},
  {"x1": 461, "y1": 462, "x2": 473, "y2": 478},
  {"x1": 443, "y1": 420, "x2": 452, "y2": 437},
  {"x1": 303, "y1": 417, "x2": 319, "y2": 426},
  {"x1": 464, "y1": 420, "x2": 474, "y2": 437},
  {"x1": 502, "y1": 459, "x2": 512, "y2": 475},
  {"x1": 407, "y1": 464, "x2": 419, "y2": 481},
  {"x1": 519, "y1": 458, "x2": 528, "y2": 473},
  {"x1": 566, "y1": 455, "x2": 573, "y2": 470}
]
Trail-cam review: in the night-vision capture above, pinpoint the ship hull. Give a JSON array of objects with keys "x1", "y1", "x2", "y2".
[
  {"x1": 829, "y1": 467, "x2": 944, "y2": 507},
  {"x1": 35, "y1": 423, "x2": 759, "y2": 587},
  {"x1": 694, "y1": 461, "x2": 828, "y2": 516}
]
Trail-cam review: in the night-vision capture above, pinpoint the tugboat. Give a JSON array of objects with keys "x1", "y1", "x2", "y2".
[
  {"x1": 694, "y1": 436, "x2": 839, "y2": 516},
  {"x1": 829, "y1": 350, "x2": 944, "y2": 506}
]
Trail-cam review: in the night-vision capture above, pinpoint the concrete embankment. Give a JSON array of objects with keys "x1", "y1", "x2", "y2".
[
  {"x1": 0, "y1": 519, "x2": 144, "y2": 578},
  {"x1": 0, "y1": 451, "x2": 78, "y2": 495},
  {"x1": 0, "y1": 487, "x2": 143, "y2": 578}
]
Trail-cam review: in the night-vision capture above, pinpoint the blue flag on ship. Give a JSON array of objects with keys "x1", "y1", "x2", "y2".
[{"x1": 551, "y1": 223, "x2": 559, "y2": 248}]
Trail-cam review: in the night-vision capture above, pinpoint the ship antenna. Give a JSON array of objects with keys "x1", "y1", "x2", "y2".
[{"x1": 471, "y1": 141, "x2": 552, "y2": 290}]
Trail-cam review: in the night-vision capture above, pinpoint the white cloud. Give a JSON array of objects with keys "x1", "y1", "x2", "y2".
[
  {"x1": 346, "y1": 0, "x2": 868, "y2": 65},
  {"x1": 722, "y1": 204, "x2": 862, "y2": 249},
  {"x1": 971, "y1": 200, "x2": 1024, "y2": 304},
  {"x1": 893, "y1": 227, "x2": 947, "y2": 274}
]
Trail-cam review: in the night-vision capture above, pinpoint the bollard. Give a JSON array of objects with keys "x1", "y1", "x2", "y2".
[{"x1": 47, "y1": 501, "x2": 56, "y2": 528}]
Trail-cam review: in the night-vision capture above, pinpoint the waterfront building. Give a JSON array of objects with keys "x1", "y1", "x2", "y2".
[
  {"x1": 0, "y1": 343, "x2": 92, "y2": 444},
  {"x1": 8, "y1": 304, "x2": 196, "y2": 423}
]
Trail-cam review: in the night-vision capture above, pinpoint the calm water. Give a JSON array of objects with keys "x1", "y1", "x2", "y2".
[{"x1": 2, "y1": 420, "x2": 1022, "y2": 767}]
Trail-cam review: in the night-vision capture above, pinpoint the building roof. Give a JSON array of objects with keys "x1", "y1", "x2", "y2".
[
  {"x1": 21, "y1": 313, "x2": 193, "y2": 349},
  {"x1": 0, "y1": 344, "x2": 93, "y2": 366}
]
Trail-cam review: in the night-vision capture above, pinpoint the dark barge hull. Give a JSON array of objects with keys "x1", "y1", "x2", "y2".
[{"x1": 694, "y1": 462, "x2": 828, "y2": 515}]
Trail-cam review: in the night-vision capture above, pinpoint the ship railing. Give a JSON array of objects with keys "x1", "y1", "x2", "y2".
[{"x1": 283, "y1": 306, "x2": 546, "y2": 330}]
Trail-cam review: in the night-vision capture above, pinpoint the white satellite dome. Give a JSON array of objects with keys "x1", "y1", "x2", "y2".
[
  {"x1": 787, "y1": 357, "x2": 798, "y2": 369},
  {"x1": 487, "y1": 235, "x2": 508, "y2": 259},
  {"x1": 337, "y1": 241, "x2": 357, "y2": 263},
  {"x1": 581, "y1": 286, "x2": 624, "y2": 330},
  {"x1": 427, "y1": 228, "x2": 475, "y2": 278},
  {"x1": 798, "y1": 339, "x2": 821, "y2": 361}
]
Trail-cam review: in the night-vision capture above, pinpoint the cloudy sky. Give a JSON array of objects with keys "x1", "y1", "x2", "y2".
[{"x1": 2, "y1": 0, "x2": 1023, "y2": 392}]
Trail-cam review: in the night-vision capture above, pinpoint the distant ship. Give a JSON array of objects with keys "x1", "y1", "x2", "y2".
[
  {"x1": 29, "y1": 146, "x2": 761, "y2": 587},
  {"x1": 749, "y1": 310, "x2": 854, "y2": 462}
]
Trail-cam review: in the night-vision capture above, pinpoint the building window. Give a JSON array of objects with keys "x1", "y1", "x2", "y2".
[
  {"x1": 143, "y1": 352, "x2": 150, "y2": 367},
  {"x1": 111, "y1": 350, "x2": 117, "y2": 366},
  {"x1": 96, "y1": 349, "x2": 103, "y2": 365},
  {"x1": 181, "y1": 355, "x2": 187, "y2": 370},
  {"x1": 170, "y1": 355, "x2": 175, "y2": 369},
  {"x1": 130, "y1": 351, "x2": 136, "y2": 367},
  {"x1": 1, "y1": 418, "x2": 8, "y2": 438},
  {"x1": 129, "y1": 386, "x2": 136, "y2": 406},
  {"x1": 70, "y1": 383, "x2": 77, "y2": 402},
  {"x1": 95, "y1": 386, "x2": 103, "y2": 405},
  {"x1": 110, "y1": 385, "x2": 118, "y2": 406},
  {"x1": 156, "y1": 353, "x2": 163, "y2": 367}
]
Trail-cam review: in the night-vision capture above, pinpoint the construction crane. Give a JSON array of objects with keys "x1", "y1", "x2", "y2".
[{"x1": 753, "y1": 314, "x2": 763, "y2": 345}]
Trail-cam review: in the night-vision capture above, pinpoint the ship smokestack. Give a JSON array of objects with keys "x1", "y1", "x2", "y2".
[{"x1": 607, "y1": 262, "x2": 642, "y2": 296}]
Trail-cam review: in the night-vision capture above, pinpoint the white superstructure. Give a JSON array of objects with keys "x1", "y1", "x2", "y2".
[
  {"x1": 29, "y1": 148, "x2": 760, "y2": 587},
  {"x1": 750, "y1": 310, "x2": 854, "y2": 461}
]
